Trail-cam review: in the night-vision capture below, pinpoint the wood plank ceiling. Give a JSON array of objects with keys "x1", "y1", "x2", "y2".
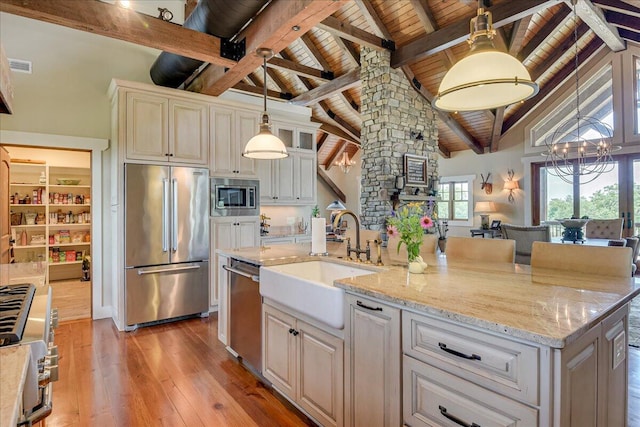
[{"x1": 2, "y1": 0, "x2": 640, "y2": 167}]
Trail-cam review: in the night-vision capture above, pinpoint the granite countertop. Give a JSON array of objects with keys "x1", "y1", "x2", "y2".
[
  {"x1": 0, "y1": 346, "x2": 31, "y2": 427},
  {"x1": 218, "y1": 243, "x2": 640, "y2": 348}
]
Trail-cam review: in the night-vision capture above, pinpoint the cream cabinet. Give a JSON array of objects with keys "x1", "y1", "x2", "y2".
[
  {"x1": 209, "y1": 107, "x2": 258, "y2": 178},
  {"x1": 273, "y1": 122, "x2": 316, "y2": 151},
  {"x1": 263, "y1": 303, "x2": 344, "y2": 427},
  {"x1": 124, "y1": 91, "x2": 208, "y2": 165},
  {"x1": 344, "y1": 293, "x2": 401, "y2": 427},
  {"x1": 210, "y1": 216, "x2": 259, "y2": 307},
  {"x1": 258, "y1": 151, "x2": 316, "y2": 205},
  {"x1": 216, "y1": 254, "x2": 230, "y2": 345}
]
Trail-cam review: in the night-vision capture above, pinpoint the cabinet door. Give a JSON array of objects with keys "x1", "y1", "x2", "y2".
[
  {"x1": 559, "y1": 323, "x2": 601, "y2": 427},
  {"x1": 599, "y1": 303, "x2": 629, "y2": 427},
  {"x1": 298, "y1": 320, "x2": 344, "y2": 427},
  {"x1": 276, "y1": 155, "x2": 295, "y2": 203},
  {"x1": 125, "y1": 91, "x2": 168, "y2": 161},
  {"x1": 169, "y1": 99, "x2": 208, "y2": 165},
  {"x1": 210, "y1": 107, "x2": 235, "y2": 176},
  {"x1": 235, "y1": 111, "x2": 258, "y2": 177},
  {"x1": 295, "y1": 152, "x2": 316, "y2": 204},
  {"x1": 263, "y1": 304, "x2": 298, "y2": 399},
  {"x1": 216, "y1": 254, "x2": 229, "y2": 344},
  {"x1": 212, "y1": 217, "x2": 236, "y2": 251},
  {"x1": 236, "y1": 217, "x2": 259, "y2": 248},
  {"x1": 345, "y1": 294, "x2": 401, "y2": 427},
  {"x1": 257, "y1": 160, "x2": 276, "y2": 203}
]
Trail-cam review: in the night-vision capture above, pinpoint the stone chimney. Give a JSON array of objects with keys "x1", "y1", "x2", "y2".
[{"x1": 359, "y1": 47, "x2": 439, "y2": 229}]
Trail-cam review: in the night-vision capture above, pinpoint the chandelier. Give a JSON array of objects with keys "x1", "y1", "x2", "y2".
[
  {"x1": 335, "y1": 151, "x2": 356, "y2": 174},
  {"x1": 543, "y1": 1, "x2": 620, "y2": 184},
  {"x1": 432, "y1": 0, "x2": 538, "y2": 112}
]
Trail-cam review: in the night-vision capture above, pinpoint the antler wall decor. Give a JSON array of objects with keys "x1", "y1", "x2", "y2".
[{"x1": 480, "y1": 173, "x2": 492, "y2": 194}]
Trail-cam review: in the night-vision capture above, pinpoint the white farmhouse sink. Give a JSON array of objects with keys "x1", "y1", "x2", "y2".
[{"x1": 260, "y1": 261, "x2": 376, "y2": 329}]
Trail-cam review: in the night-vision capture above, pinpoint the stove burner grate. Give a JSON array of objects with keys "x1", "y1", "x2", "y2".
[{"x1": 0, "y1": 283, "x2": 36, "y2": 346}]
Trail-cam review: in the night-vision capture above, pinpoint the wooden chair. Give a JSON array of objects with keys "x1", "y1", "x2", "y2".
[
  {"x1": 585, "y1": 218, "x2": 623, "y2": 240},
  {"x1": 501, "y1": 224, "x2": 551, "y2": 265},
  {"x1": 531, "y1": 242, "x2": 632, "y2": 278},
  {"x1": 445, "y1": 236, "x2": 515, "y2": 263},
  {"x1": 387, "y1": 234, "x2": 438, "y2": 264}
]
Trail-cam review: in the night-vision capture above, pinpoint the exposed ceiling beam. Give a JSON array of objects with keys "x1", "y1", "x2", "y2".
[
  {"x1": 518, "y1": 4, "x2": 571, "y2": 62},
  {"x1": 232, "y1": 82, "x2": 292, "y2": 100},
  {"x1": 246, "y1": 72, "x2": 262, "y2": 87},
  {"x1": 316, "y1": 122, "x2": 361, "y2": 146},
  {"x1": 392, "y1": 0, "x2": 561, "y2": 68},
  {"x1": 0, "y1": 0, "x2": 237, "y2": 68},
  {"x1": 355, "y1": 0, "x2": 393, "y2": 38},
  {"x1": 409, "y1": 0, "x2": 437, "y2": 33},
  {"x1": 605, "y1": 10, "x2": 640, "y2": 31},
  {"x1": 619, "y1": 27, "x2": 640, "y2": 41},
  {"x1": 594, "y1": 0, "x2": 640, "y2": 18},
  {"x1": 185, "y1": 0, "x2": 198, "y2": 18},
  {"x1": 568, "y1": 0, "x2": 626, "y2": 50},
  {"x1": 317, "y1": 132, "x2": 329, "y2": 150},
  {"x1": 265, "y1": 67, "x2": 290, "y2": 93},
  {"x1": 529, "y1": 23, "x2": 590, "y2": 81},
  {"x1": 317, "y1": 16, "x2": 395, "y2": 51},
  {"x1": 188, "y1": 0, "x2": 348, "y2": 96},
  {"x1": 332, "y1": 36, "x2": 361, "y2": 67},
  {"x1": 289, "y1": 68, "x2": 361, "y2": 106},
  {"x1": 317, "y1": 167, "x2": 346, "y2": 202},
  {"x1": 503, "y1": 38, "x2": 605, "y2": 133},
  {"x1": 268, "y1": 57, "x2": 334, "y2": 82},
  {"x1": 319, "y1": 101, "x2": 361, "y2": 141},
  {"x1": 400, "y1": 67, "x2": 484, "y2": 155}
]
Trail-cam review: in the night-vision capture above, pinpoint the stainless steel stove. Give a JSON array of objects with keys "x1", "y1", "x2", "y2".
[{"x1": 0, "y1": 281, "x2": 58, "y2": 425}]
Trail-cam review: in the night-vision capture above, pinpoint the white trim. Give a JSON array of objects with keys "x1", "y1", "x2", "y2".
[
  {"x1": 439, "y1": 174, "x2": 476, "y2": 227},
  {"x1": 0, "y1": 130, "x2": 112, "y2": 320}
]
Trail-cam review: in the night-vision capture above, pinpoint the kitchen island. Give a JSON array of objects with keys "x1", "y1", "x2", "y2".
[{"x1": 217, "y1": 243, "x2": 640, "y2": 426}]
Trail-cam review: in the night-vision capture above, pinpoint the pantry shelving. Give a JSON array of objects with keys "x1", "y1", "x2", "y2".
[{"x1": 9, "y1": 161, "x2": 91, "y2": 282}]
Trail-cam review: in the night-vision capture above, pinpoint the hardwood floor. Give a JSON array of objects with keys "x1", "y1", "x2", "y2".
[
  {"x1": 47, "y1": 315, "x2": 640, "y2": 426},
  {"x1": 50, "y1": 279, "x2": 91, "y2": 322},
  {"x1": 47, "y1": 316, "x2": 314, "y2": 427}
]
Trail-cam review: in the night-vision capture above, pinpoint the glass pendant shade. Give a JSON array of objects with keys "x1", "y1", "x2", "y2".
[
  {"x1": 433, "y1": 46, "x2": 538, "y2": 112},
  {"x1": 242, "y1": 48, "x2": 288, "y2": 160},
  {"x1": 432, "y1": 3, "x2": 538, "y2": 112},
  {"x1": 242, "y1": 114, "x2": 288, "y2": 159}
]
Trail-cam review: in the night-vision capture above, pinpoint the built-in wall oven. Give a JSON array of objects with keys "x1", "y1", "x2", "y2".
[{"x1": 210, "y1": 178, "x2": 259, "y2": 217}]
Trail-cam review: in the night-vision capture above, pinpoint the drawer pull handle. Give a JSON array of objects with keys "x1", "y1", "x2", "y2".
[
  {"x1": 356, "y1": 301, "x2": 383, "y2": 311},
  {"x1": 439, "y1": 405, "x2": 481, "y2": 427},
  {"x1": 438, "y1": 343, "x2": 481, "y2": 361}
]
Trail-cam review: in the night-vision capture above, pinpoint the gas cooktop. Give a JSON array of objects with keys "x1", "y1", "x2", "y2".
[{"x1": 0, "y1": 283, "x2": 36, "y2": 346}]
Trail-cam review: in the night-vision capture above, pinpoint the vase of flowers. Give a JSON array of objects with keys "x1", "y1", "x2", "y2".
[{"x1": 386, "y1": 203, "x2": 434, "y2": 272}]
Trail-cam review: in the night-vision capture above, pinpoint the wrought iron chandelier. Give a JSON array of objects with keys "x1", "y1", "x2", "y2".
[
  {"x1": 335, "y1": 151, "x2": 356, "y2": 174},
  {"x1": 543, "y1": 1, "x2": 620, "y2": 184}
]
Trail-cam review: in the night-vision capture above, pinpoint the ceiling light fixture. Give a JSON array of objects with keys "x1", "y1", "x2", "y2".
[
  {"x1": 543, "y1": 0, "x2": 620, "y2": 185},
  {"x1": 432, "y1": 0, "x2": 538, "y2": 112},
  {"x1": 118, "y1": 0, "x2": 131, "y2": 8},
  {"x1": 335, "y1": 151, "x2": 356, "y2": 174},
  {"x1": 242, "y1": 48, "x2": 289, "y2": 160}
]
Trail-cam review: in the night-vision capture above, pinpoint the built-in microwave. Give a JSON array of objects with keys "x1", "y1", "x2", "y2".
[{"x1": 210, "y1": 178, "x2": 260, "y2": 217}]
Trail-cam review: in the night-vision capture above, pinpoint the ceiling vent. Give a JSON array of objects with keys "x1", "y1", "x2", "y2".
[{"x1": 8, "y1": 58, "x2": 32, "y2": 74}]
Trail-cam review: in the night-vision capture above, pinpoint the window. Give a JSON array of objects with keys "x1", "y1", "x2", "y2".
[
  {"x1": 636, "y1": 57, "x2": 640, "y2": 134},
  {"x1": 438, "y1": 175, "x2": 474, "y2": 225}
]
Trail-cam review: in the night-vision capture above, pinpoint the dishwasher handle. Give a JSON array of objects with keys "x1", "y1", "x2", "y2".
[{"x1": 223, "y1": 264, "x2": 259, "y2": 282}]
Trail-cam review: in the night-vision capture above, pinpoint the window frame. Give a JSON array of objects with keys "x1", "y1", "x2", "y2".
[{"x1": 438, "y1": 174, "x2": 475, "y2": 227}]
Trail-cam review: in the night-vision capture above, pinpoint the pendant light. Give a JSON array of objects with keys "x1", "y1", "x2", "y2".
[
  {"x1": 335, "y1": 151, "x2": 356, "y2": 173},
  {"x1": 242, "y1": 48, "x2": 288, "y2": 159},
  {"x1": 543, "y1": 0, "x2": 620, "y2": 184},
  {"x1": 432, "y1": 0, "x2": 538, "y2": 112}
]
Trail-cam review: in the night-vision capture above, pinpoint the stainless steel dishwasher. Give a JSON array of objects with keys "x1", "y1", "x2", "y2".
[{"x1": 223, "y1": 259, "x2": 262, "y2": 373}]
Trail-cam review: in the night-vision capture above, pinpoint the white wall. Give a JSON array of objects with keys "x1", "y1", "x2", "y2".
[{"x1": 317, "y1": 151, "x2": 362, "y2": 222}]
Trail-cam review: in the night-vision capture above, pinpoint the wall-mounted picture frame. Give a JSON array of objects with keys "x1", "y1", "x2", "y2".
[{"x1": 403, "y1": 154, "x2": 428, "y2": 187}]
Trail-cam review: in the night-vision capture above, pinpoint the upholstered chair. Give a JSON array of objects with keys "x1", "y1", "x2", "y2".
[
  {"x1": 500, "y1": 224, "x2": 551, "y2": 265},
  {"x1": 445, "y1": 236, "x2": 515, "y2": 263},
  {"x1": 584, "y1": 218, "x2": 624, "y2": 240},
  {"x1": 531, "y1": 242, "x2": 632, "y2": 278},
  {"x1": 624, "y1": 237, "x2": 640, "y2": 275}
]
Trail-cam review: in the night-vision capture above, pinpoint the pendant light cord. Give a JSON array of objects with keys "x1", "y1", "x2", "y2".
[
  {"x1": 573, "y1": 1, "x2": 580, "y2": 121},
  {"x1": 262, "y1": 56, "x2": 268, "y2": 113}
]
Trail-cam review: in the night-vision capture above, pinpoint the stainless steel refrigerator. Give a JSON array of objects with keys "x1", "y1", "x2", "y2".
[{"x1": 124, "y1": 163, "x2": 209, "y2": 328}]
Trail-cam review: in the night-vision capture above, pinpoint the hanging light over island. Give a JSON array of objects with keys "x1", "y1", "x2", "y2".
[{"x1": 432, "y1": 0, "x2": 538, "y2": 112}]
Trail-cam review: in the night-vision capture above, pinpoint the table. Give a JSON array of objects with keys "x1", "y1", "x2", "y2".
[
  {"x1": 551, "y1": 237, "x2": 614, "y2": 247},
  {"x1": 470, "y1": 228, "x2": 502, "y2": 238}
]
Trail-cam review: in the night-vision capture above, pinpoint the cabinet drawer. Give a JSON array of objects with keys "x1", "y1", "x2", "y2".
[
  {"x1": 403, "y1": 355, "x2": 538, "y2": 427},
  {"x1": 403, "y1": 311, "x2": 539, "y2": 405}
]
